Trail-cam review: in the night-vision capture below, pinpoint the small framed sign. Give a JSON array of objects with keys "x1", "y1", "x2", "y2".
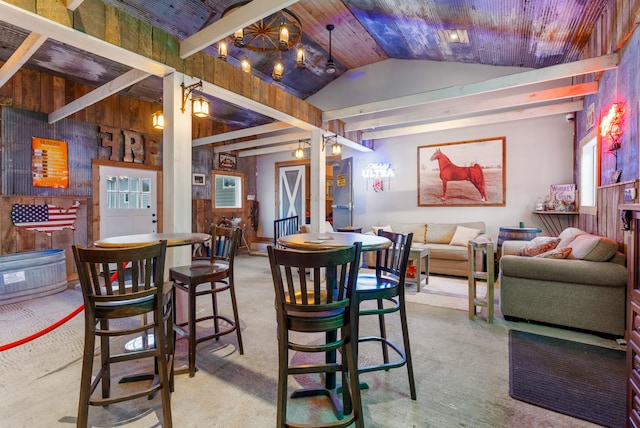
[
  {"x1": 219, "y1": 152, "x2": 237, "y2": 170},
  {"x1": 192, "y1": 173, "x2": 205, "y2": 186}
]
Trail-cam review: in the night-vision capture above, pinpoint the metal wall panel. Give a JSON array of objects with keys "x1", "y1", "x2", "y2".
[{"x1": 1, "y1": 107, "x2": 96, "y2": 197}]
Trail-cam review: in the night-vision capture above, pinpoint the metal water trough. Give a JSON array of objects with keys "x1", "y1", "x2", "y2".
[{"x1": 0, "y1": 249, "x2": 67, "y2": 305}]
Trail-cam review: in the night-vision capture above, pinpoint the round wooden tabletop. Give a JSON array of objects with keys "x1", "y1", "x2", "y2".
[
  {"x1": 94, "y1": 232, "x2": 210, "y2": 248},
  {"x1": 277, "y1": 232, "x2": 391, "y2": 251}
]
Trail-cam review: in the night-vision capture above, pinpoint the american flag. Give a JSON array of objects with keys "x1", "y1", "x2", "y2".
[{"x1": 11, "y1": 201, "x2": 80, "y2": 235}]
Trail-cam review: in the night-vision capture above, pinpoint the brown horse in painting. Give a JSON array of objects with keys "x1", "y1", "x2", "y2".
[{"x1": 430, "y1": 148, "x2": 487, "y2": 202}]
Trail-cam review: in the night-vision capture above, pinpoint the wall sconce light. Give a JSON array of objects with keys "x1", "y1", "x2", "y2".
[
  {"x1": 152, "y1": 111, "x2": 165, "y2": 129},
  {"x1": 181, "y1": 80, "x2": 210, "y2": 117},
  {"x1": 293, "y1": 139, "x2": 310, "y2": 159},
  {"x1": 600, "y1": 102, "x2": 626, "y2": 150},
  {"x1": 323, "y1": 134, "x2": 341, "y2": 156}
]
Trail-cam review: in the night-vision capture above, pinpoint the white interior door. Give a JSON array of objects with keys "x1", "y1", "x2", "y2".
[
  {"x1": 99, "y1": 165, "x2": 158, "y2": 239},
  {"x1": 278, "y1": 165, "x2": 305, "y2": 223}
]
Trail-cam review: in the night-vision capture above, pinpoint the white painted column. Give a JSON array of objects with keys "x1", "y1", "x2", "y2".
[
  {"x1": 308, "y1": 129, "x2": 326, "y2": 233},
  {"x1": 162, "y1": 72, "x2": 194, "y2": 324}
]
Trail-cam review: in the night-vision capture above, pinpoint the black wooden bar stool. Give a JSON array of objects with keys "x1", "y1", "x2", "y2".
[{"x1": 170, "y1": 226, "x2": 244, "y2": 377}]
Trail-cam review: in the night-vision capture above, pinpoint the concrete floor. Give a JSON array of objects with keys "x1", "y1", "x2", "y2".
[{"x1": 0, "y1": 253, "x2": 622, "y2": 427}]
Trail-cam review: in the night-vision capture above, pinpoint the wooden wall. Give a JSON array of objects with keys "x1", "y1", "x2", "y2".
[{"x1": 579, "y1": 180, "x2": 640, "y2": 252}]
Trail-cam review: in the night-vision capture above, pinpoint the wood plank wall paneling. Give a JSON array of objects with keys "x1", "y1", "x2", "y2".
[{"x1": 581, "y1": 180, "x2": 640, "y2": 251}]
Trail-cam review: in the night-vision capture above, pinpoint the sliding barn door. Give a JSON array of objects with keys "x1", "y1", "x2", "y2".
[{"x1": 278, "y1": 165, "x2": 305, "y2": 224}]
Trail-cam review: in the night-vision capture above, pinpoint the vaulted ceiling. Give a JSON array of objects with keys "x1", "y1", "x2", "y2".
[{"x1": 0, "y1": 0, "x2": 621, "y2": 155}]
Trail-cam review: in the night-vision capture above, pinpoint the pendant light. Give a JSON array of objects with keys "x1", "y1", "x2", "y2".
[
  {"x1": 325, "y1": 24, "x2": 336, "y2": 74},
  {"x1": 272, "y1": 55, "x2": 284, "y2": 81}
]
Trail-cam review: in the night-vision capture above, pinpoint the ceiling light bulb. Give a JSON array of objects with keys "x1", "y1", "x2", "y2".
[
  {"x1": 296, "y1": 45, "x2": 305, "y2": 69},
  {"x1": 234, "y1": 28, "x2": 245, "y2": 47},
  {"x1": 279, "y1": 22, "x2": 289, "y2": 50},
  {"x1": 218, "y1": 39, "x2": 228, "y2": 61},
  {"x1": 241, "y1": 56, "x2": 251, "y2": 73},
  {"x1": 272, "y1": 59, "x2": 284, "y2": 81},
  {"x1": 326, "y1": 59, "x2": 336, "y2": 74}
]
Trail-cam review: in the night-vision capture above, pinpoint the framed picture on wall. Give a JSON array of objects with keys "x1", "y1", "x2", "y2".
[
  {"x1": 192, "y1": 173, "x2": 205, "y2": 186},
  {"x1": 417, "y1": 137, "x2": 506, "y2": 207},
  {"x1": 219, "y1": 152, "x2": 237, "y2": 170}
]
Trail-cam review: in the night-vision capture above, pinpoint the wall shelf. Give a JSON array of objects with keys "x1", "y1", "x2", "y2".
[{"x1": 532, "y1": 211, "x2": 578, "y2": 236}]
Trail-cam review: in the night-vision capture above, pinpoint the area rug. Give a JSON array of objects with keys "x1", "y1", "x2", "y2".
[
  {"x1": 509, "y1": 330, "x2": 626, "y2": 428},
  {"x1": 404, "y1": 274, "x2": 493, "y2": 311}
]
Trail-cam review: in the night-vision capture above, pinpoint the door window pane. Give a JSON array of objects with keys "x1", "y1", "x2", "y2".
[{"x1": 106, "y1": 175, "x2": 153, "y2": 210}]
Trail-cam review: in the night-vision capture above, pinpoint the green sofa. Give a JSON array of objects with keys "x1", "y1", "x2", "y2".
[{"x1": 499, "y1": 228, "x2": 627, "y2": 336}]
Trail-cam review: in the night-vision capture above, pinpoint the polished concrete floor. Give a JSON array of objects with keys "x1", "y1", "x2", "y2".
[{"x1": 0, "y1": 253, "x2": 623, "y2": 427}]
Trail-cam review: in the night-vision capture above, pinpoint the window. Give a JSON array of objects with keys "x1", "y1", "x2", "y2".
[
  {"x1": 105, "y1": 174, "x2": 152, "y2": 209},
  {"x1": 580, "y1": 134, "x2": 598, "y2": 211},
  {"x1": 213, "y1": 171, "x2": 243, "y2": 210}
]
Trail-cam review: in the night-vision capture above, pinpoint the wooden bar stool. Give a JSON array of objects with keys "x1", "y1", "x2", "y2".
[
  {"x1": 354, "y1": 230, "x2": 416, "y2": 400},
  {"x1": 268, "y1": 243, "x2": 364, "y2": 428},
  {"x1": 170, "y1": 226, "x2": 244, "y2": 377},
  {"x1": 468, "y1": 240, "x2": 495, "y2": 323},
  {"x1": 72, "y1": 240, "x2": 174, "y2": 428}
]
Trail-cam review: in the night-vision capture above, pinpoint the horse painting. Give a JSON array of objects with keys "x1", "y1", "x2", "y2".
[{"x1": 430, "y1": 148, "x2": 487, "y2": 202}]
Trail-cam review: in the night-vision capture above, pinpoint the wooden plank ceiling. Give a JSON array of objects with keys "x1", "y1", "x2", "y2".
[{"x1": 0, "y1": 0, "x2": 621, "y2": 155}]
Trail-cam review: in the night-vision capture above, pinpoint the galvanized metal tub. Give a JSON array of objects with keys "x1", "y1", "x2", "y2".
[{"x1": 0, "y1": 249, "x2": 67, "y2": 305}]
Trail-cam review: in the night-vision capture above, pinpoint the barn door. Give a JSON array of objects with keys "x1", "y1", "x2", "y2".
[{"x1": 278, "y1": 165, "x2": 305, "y2": 224}]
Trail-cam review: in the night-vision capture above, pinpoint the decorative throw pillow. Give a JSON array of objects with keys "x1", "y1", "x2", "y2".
[
  {"x1": 534, "y1": 247, "x2": 572, "y2": 259},
  {"x1": 372, "y1": 225, "x2": 393, "y2": 235},
  {"x1": 515, "y1": 236, "x2": 561, "y2": 257},
  {"x1": 449, "y1": 226, "x2": 481, "y2": 246},
  {"x1": 556, "y1": 227, "x2": 585, "y2": 249},
  {"x1": 569, "y1": 233, "x2": 618, "y2": 261},
  {"x1": 392, "y1": 223, "x2": 427, "y2": 244}
]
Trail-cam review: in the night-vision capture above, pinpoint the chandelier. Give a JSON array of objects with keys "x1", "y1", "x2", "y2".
[{"x1": 217, "y1": 1, "x2": 305, "y2": 81}]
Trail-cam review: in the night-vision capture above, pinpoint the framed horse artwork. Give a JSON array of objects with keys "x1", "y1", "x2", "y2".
[{"x1": 418, "y1": 137, "x2": 506, "y2": 207}]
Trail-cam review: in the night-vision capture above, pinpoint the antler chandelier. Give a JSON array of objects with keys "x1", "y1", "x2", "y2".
[{"x1": 217, "y1": 1, "x2": 305, "y2": 81}]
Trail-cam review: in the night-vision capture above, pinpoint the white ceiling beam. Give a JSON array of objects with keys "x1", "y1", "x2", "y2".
[
  {"x1": 65, "y1": 0, "x2": 84, "y2": 11},
  {"x1": 363, "y1": 101, "x2": 583, "y2": 140},
  {"x1": 213, "y1": 131, "x2": 311, "y2": 153},
  {"x1": 346, "y1": 82, "x2": 598, "y2": 131},
  {"x1": 180, "y1": 0, "x2": 301, "y2": 58},
  {"x1": 0, "y1": 32, "x2": 47, "y2": 88},
  {"x1": 239, "y1": 142, "x2": 301, "y2": 157},
  {"x1": 324, "y1": 53, "x2": 618, "y2": 121},
  {"x1": 48, "y1": 69, "x2": 150, "y2": 123},
  {"x1": 0, "y1": 1, "x2": 173, "y2": 77},
  {"x1": 193, "y1": 122, "x2": 294, "y2": 147}
]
